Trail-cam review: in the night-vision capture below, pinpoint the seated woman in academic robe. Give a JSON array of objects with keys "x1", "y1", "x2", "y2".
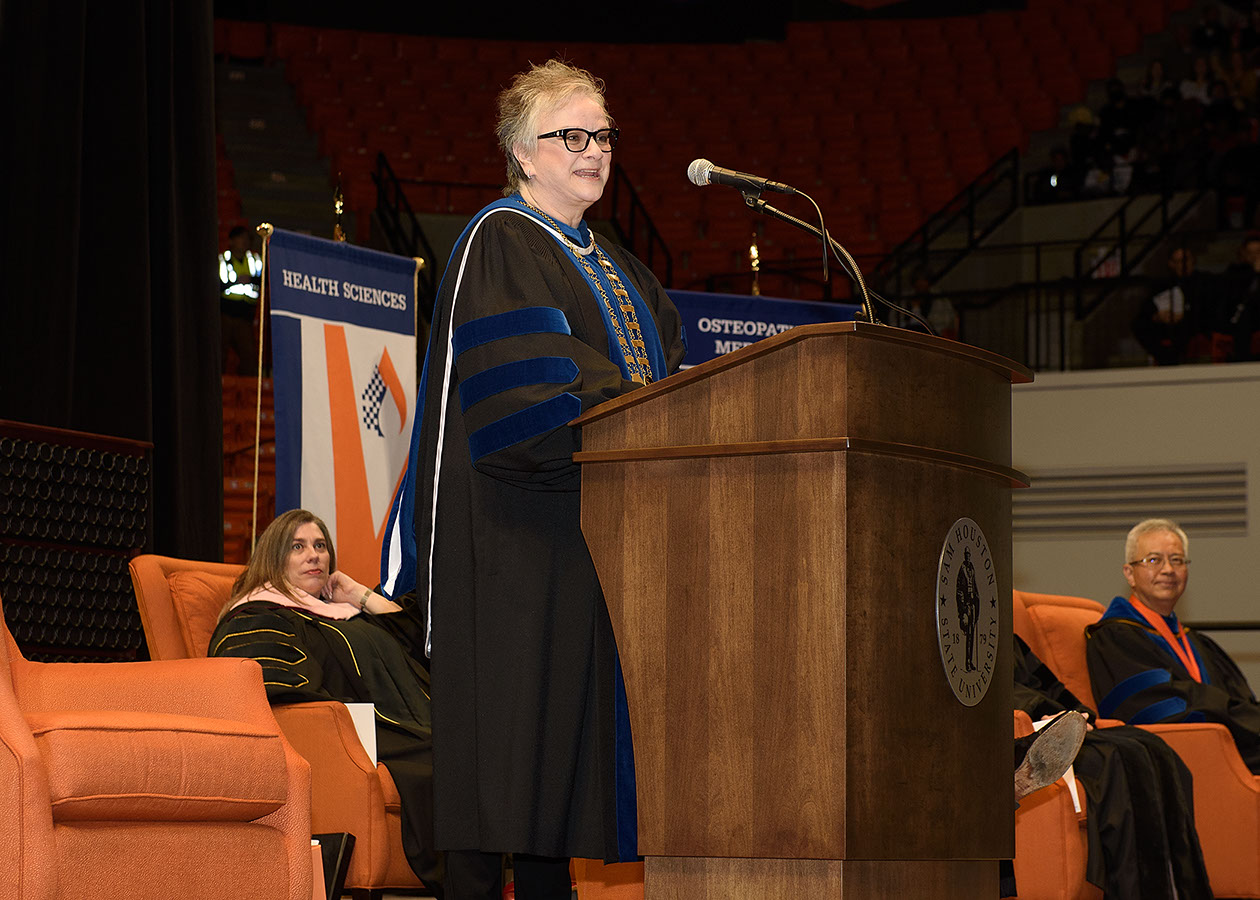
[{"x1": 207, "y1": 508, "x2": 442, "y2": 895}]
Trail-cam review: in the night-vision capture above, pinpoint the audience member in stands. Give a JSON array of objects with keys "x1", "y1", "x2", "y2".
[
  {"x1": 1240, "y1": 6, "x2": 1260, "y2": 54},
  {"x1": 1139, "y1": 58, "x2": 1173, "y2": 98},
  {"x1": 1087, "y1": 518, "x2": 1260, "y2": 774},
  {"x1": 1029, "y1": 146, "x2": 1084, "y2": 204},
  {"x1": 1181, "y1": 56, "x2": 1215, "y2": 105},
  {"x1": 1214, "y1": 233, "x2": 1260, "y2": 358},
  {"x1": 219, "y1": 225, "x2": 262, "y2": 375},
  {"x1": 1132, "y1": 246, "x2": 1215, "y2": 364},
  {"x1": 1098, "y1": 78, "x2": 1140, "y2": 150},
  {"x1": 1193, "y1": 4, "x2": 1231, "y2": 55},
  {"x1": 382, "y1": 59, "x2": 686, "y2": 900},
  {"x1": 208, "y1": 509, "x2": 444, "y2": 896},
  {"x1": 1221, "y1": 49, "x2": 1259, "y2": 106},
  {"x1": 1016, "y1": 635, "x2": 1212, "y2": 899}
]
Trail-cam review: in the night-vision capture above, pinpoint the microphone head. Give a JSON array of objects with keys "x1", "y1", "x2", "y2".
[{"x1": 687, "y1": 158, "x2": 714, "y2": 187}]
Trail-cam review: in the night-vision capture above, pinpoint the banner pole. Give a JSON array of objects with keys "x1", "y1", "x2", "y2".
[{"x1": 252, "y1": 222, "x2": 274, "y2": 553}]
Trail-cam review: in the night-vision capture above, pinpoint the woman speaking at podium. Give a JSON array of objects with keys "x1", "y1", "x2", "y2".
[{"x1": 385, "y1": 60, "x2": 687, "y2": 898}]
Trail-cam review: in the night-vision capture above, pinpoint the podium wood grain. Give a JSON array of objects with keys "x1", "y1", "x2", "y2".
[{"x1": 576, "y1": 324, "x2": 1030, "y2": 895}]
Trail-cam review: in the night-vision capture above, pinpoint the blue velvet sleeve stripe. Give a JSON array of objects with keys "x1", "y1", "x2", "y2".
[
  {"x1": 467, "y1": 392, "x2": 583, "y2": 462},
  {"x1": 1129, "y1": 696, "x2": 1189, "y2": 724},
  {"x1": 453, "y1": 307, "x2": 571, "y2": 357},
  {"x1": 458, "y1": 357, "x2": 580, "y2": 413},
  {"x1": 1099, "y1": 668, "x2": 1172, "y2": 718}
]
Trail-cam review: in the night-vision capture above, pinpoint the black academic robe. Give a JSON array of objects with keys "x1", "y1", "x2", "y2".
[
  {"x1": 1086, "y1": 595, "x2": 1260, "y2": 773},
  {"x1": 208, "y1": 602, "x2": 442, "y2": 888},
  {"x1": 411, "y1": 200, "x2": 686, "y2": 861},
  {"x1": 1016, "y1": 636, "x2": 1212, "y2": 900}
]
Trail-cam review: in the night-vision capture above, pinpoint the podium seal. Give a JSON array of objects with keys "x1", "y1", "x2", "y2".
[{"x1": 935, "y1": 517, "x2": 998, "y2": 706}]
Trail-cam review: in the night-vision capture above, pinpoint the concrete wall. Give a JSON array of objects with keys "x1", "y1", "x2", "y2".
[{"x1": 1011, "y1": 361, "x2": 1260, "y2": 688}]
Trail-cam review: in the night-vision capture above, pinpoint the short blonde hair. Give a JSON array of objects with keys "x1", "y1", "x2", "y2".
[
  {"x1": 495, "y1": 59, "x2": 610, "y2": 196},
  {"x1": 1125, "y1": 518, "x2": 1189, "y2": 563}
]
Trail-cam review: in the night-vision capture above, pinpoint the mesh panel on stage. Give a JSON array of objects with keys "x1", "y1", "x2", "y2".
[{"x1": 0, "y1": 422, "x2": 153, "y2": 661}]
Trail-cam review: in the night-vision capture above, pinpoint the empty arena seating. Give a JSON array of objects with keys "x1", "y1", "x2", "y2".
[{"x1": 216, "y1": 0, "x2": 1190, "y2": 286}]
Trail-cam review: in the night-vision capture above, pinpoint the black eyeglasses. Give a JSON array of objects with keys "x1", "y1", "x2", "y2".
[{"x1": 536, "y1": 127, "x2": 619, "y2": 152}]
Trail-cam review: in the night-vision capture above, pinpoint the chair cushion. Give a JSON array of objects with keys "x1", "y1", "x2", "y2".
[
  {"x1": 168, "y1": 570, "x2": 236, "y2": 657},
  {"x1": 1025, "y1": 605, "x2": 1103, "y2": 710},
  {"x1": 26, "y1": 708, "x2": 288, "y2": 822}
]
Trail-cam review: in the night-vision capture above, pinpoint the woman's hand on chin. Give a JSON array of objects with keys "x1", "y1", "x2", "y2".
[
  {"x1": 323, "y1": 571, "x2": 404, "y2": 614},
  {"x1": 324, "y1": 570, "x2": 367, "y2": 607}
]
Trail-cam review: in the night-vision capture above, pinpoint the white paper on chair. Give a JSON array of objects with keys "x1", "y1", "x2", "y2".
[
  {"x1": 344, "y1": 702, "x2": 377, "y2": 765},
  {"x1": 1032, "y1": 717, "x2": 1081, "y2": 813}
]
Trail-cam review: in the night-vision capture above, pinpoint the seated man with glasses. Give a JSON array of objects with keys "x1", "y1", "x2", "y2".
[{"x1": 1086, "y1": 517, "x2": 1260, "y2": 773}]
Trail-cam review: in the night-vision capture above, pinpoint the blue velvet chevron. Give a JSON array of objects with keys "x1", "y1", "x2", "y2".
[
  {"x1": 467, "y1": 392, "x2": 583, "y2": 462},
  {"x1": 453, "y1": 306, "x2": 571, "y2": 357},
  {"x1": 459, "y1": 357, "x2": 579, "y2": 413},
  {"x1": 1098, "y1": 667, "x2": 1171, "y2": 718}
]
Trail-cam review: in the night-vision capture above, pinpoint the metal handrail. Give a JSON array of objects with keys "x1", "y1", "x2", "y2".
[
  {"x1": 372, "y1": 153, "x2": 439, "y2": 322},
  {"x1": 872, "y1": 147, "x2": 1021, "y2": 296},
  {"x1": 606, "y1": 164, "x2": 673, "y2": 288},
  {"x1": 1072, "y1": 188, "x2": 1206, "y2": 319}
]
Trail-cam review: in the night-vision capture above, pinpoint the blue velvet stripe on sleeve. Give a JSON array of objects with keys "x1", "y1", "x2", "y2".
[
  {"x1": 452, "y1": 306, "x2": 571, "y2": 357},
  {"x1": 1129, "y1": 696, "x2": 1190, "y2": 724},
  {"x1": 1098, "y1": 667, "x2": 1172, "y2": 718},
  {"x1": 458, "y1": 357, "x2": 580, "y2": 413},
  {"x1": 467, "y1": 392, "x2": 583, "y2": 462}
]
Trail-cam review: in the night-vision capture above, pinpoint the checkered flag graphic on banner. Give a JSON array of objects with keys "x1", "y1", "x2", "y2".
[{"x1": 361, "y1": 365, "x2": 387, "y2": 436}]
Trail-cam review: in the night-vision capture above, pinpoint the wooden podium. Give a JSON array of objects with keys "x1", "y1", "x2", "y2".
[{"x1": 573, "y1": 323, "x2": 1032, "y2": 899}]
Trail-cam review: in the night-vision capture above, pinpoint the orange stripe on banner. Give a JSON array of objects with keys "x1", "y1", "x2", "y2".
[
  {"x1": 324, "y1": 324, "x2": 386, "y2": 584},
  {"x1": 377, "y1": 346, "x2": 408, "y2": 434}
]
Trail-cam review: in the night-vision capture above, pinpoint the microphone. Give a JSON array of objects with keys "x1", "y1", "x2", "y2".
[{"x1": 687, "y1": 158, "x2": 797, "y2": 195}]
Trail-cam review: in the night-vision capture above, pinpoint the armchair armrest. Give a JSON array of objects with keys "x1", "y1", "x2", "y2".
[
  {"x1": 11, "y1": 657, "x2": 280, "y2": 730},
  {"x1": 1140, "y1": 721, "x2": 1260, "y2": 895},
  {"x1": 273, "y1": 701, "x2": 390, "y2": 884},
  {"x1": 1014, "y1": 709, "x2": 1034, "y2": 738},
  {"x1": 1140, "y1": 721, "x2": 1260, "y2": 798},
  {"x1": 1, "y1": 671, "x2": 56, "y2": 900}
]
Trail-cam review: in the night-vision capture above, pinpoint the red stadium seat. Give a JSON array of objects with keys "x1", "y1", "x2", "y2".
[
  {"x1": 224, "y1": 21, "x2": 267, "y2": 61},
  {"x1": 356, "y1": 32, "x2": 397, "y2": 59},
  {"x1": 920, "y1": 175, "x2": 963, "y2": 213},
  {"x1": 272, "y1": 24, "x2": 317, "y2": 59},
  {"x1": 316, "y1": 28, "x2": 358, "y2": 57},
  {"x1": 878, "y1": 180, "x2": 920, "y2": 210},
  {"x1": 352, "y1": 104, "x2": 394, "y2": 132}
]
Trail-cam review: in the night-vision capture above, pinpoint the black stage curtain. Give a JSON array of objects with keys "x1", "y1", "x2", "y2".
[{"x1": 1, "y1": 0, "x2": 222, "y2": 560}]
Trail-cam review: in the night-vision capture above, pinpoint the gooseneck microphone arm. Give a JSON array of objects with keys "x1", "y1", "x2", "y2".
[
  {"x1": 739, "y1": 193, "x2": 882, "y2": 327},
  {"x1": 688, "y1": 158, "x2": 937, "y2": 334}
]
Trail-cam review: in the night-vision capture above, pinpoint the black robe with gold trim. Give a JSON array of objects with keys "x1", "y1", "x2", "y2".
[
  {"x1": 406, "y1": 199, "x2": 686, "y2": 861},
  {"x1": 208, "y1": 601, "x2": 441, "y2": 888}
]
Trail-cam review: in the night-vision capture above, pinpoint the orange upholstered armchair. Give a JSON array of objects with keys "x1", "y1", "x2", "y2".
[
  {"x1": 1013, "y1": 589, "x2": 1260, "y2": 899},
  {"x1": 0, "y1": 594, "x2": 312, "y2": 900},
  {"x1": 129, "y1": 554, "x2": 425, "y2": 898},
  {"x1": 1010, "y1": 710, "x2": 1098, "y2": 900}
]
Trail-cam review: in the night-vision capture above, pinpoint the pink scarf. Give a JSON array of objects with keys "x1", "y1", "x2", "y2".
[{"x1": 230, "y1": 582, "x2": 361, "y2": 620}]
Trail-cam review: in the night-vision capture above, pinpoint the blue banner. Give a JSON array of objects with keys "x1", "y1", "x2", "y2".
[
  {"x1": 269, "y1": 230, "x2": 417, "y2": 336},
  {"x1": 667, "y1": 290, "x2": 860, "y2": 367},
  {"x1": 267, "y1": 229, "x2": 418, "y2": 585}
]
